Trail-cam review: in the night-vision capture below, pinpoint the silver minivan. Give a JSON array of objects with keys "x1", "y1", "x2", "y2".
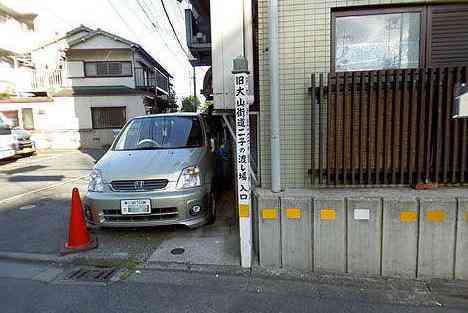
[{"x1": 84, "y1": 113, "x2": 216, "y2": 228}]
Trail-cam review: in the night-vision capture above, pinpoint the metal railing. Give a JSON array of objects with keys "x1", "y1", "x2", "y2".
[
  {"x1": 31, "y1": 69, "x2": 64, "y2": 91},
  {"x1": 134, "y1": 67, "x2": 169, "y2": 94},
  {"x1": 311, "y1": 66, "x2": 468, "y2": 186}
]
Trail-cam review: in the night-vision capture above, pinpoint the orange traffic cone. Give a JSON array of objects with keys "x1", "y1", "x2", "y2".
[{"x1": 61, "y1": 187, "x2": 97, "y2": 255}]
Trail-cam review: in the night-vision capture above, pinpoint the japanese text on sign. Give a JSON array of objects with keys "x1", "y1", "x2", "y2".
[{"x1": 234, "y1": 73, "x2": 250, "y2": 217}]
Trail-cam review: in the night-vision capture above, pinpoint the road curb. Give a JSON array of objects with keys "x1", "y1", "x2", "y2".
[
  {"x1": 144, "y1": 261, "x2": 251, "y2": 277},
  {"x1": 0, "y1": 251, "x2": 71, "y2": 264},
  {"x1": 0, "y1": 250, "x2": 141, "y2": 268}
]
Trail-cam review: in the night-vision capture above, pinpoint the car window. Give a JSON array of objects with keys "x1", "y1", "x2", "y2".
[{"x1": 113, "y1": 116, "x2": 204, "y2": 151}]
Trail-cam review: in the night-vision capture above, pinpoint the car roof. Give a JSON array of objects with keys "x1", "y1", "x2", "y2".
[{"x1": 133, "y1": 112, "x2": 201, "y2": 119}]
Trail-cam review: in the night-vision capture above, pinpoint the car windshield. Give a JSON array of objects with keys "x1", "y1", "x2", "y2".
[{"x1": 113, "y1": 116, "x2": 204, "y2": 151}]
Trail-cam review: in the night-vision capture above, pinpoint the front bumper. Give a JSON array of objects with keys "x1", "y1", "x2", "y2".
[
  {"x1": 84, "y1": 185, "x2": 211, "y2": 228},
  {"x1": 14, "y1": 141, "x2": 35, "y2": 155},
  {"x1": 0, "y1": 149, "x2": 15, "y2": 160}
]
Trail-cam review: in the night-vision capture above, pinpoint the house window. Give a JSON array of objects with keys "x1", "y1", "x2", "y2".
[
  {"x1": 91, "y1": 107, "x2": 126, "y2": 129},
  {"x1": 334, "y1": 11, "x2": 421, "y2": 71},
  {"x1": 84, "y1": 62, "x2": 132, "y2": 77}
]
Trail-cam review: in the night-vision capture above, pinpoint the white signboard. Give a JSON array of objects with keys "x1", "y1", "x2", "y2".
[{"x1": 234, "y1": 71, "x2": 252, "y2": 268}]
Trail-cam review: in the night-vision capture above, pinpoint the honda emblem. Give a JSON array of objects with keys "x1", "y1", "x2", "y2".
[{"x1": 134, "y1": 181, "x2": 144, "y2": 190}]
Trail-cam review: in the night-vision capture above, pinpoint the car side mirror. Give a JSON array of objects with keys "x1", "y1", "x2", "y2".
[{"x1": 209, "y1": 138, "x2": 215, "y2": 152}]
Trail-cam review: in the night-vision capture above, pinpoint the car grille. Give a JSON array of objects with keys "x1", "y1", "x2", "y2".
[
  {"x1": 111, "y1": 179, "x2": 168, "y2": 192},
  {"x1": 102, "y1": 207, "x2": 178, "y2": 222}
]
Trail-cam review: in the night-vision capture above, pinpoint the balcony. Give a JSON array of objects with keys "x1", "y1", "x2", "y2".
[
  {"x1": 30, "y1": 69, "x2": 65, "y2": 92},
  {"x1": 134, "y1": 67, "x2": 169, "y2": 95}
]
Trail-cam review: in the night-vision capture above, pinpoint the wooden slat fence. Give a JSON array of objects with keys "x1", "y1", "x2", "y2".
[{"x1": 311, "y1": 66, "x2": 468, "y2": 186}]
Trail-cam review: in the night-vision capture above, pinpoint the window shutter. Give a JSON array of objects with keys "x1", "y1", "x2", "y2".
[
  {"x1": 91, "y1": 107, "x2": 126, "y2": 129},
  {"x1": 97, "y1": 63, "x2": 108, "y2": 76},
  {"x1": 428, "y1": 4, "x2": 468, "y2": 67},
  {"x1": 108, "y1": 62, "x2": 122, "y2": 76}
]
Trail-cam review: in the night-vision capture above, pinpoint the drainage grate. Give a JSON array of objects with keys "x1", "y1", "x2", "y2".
[{"x1": 64, "y1": 268, "x2": 116, "y2": 282}]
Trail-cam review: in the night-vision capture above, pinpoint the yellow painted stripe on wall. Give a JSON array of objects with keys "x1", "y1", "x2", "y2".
[
  {"x1": 426, "y1": 210, "x2": 445, "y2": 222},
  {"x1": 239, "y1": 204, "x2": 249, "y2": 218},
  {"x1": 320, "y1": 209, "x2": 336, "y2": 220},
  {"x1": 400, "y1": 211, "x2": 417, "y2": 222},
  {"x1": 286, "y1": 208, "x2": 301, "y2": 219},
  {"x1": 262, "y1": 208, "x2": 277, "y2": 220}
]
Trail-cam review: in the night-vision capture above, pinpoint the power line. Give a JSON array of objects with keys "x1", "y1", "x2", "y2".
[
  {"x1": 106, "y1": 0, "x2": 140, "y2": 39},
  {"x1": 135, "y1": 0, "x2": 185, "y2": 60},
  {"x1": 159, "y1": 0, "x2": 191, "y2": 60},
  {"x1": 136, "y1": 0, "x2": 160, "y2": 32}
]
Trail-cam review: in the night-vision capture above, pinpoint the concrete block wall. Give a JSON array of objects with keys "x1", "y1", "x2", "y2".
[{"x1": 255, "y1": 188, "x2": 468, "y2": 279}]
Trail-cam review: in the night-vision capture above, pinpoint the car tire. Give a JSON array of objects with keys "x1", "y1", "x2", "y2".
[{"x1": 207, "y1": 191, "x2": 216, "y2": 225}]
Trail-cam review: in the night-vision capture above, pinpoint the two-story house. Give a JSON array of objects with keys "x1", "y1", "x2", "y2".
[{"x1": 0, "y1": 25, "x2": 175, "y2": 149}]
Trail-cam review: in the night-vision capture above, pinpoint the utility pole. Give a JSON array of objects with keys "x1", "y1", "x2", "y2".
[
  {"x1": 269, "y1": 0, "x2": 281, "y2": 192},
  {"x1": 192, "y1": 66, "x2": 197, "y2": 111}
]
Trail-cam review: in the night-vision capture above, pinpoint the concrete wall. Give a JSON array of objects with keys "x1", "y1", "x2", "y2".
[
  {"x1": 254, "y1": 188, "x2": 468, "y2": 280},
  {"x1": 0, "y1": 94, "x2": 145, "y2": 149},
  {"x1": 210, "y1": 0, "x2": 254, "y2": 110}
]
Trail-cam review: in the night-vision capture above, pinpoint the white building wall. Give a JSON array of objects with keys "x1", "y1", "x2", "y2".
[
  {"x1": 0, "y1": 94, "x2": 145, "y2": 149},
  {"x1": 209, "y1": 0, "x2": 255, "y2": 110},
  {"x1": 0, "y1": 12, "x2": 36, "y2": 54}
]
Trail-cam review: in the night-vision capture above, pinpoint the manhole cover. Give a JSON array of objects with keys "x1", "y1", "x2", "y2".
[
  {"x1": 171, "y1": 248, "x2": 185, "y2": 255},
  {"x1": 64, "y1": 268, "x2": 116, "y2": 282}
]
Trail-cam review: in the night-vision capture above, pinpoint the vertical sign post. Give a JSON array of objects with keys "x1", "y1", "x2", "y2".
[{"x1": 232, "y1": 56, "x2": 252, "y2": 268}]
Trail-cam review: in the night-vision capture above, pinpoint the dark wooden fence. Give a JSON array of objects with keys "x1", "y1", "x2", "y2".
[{"x1": 311, "y1": 66, "x2": 468, "y2": 186}]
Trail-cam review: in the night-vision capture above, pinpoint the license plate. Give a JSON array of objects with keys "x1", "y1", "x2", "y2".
[{"x1": 121, "y1": 199, "x2": 151, "y2": 215}]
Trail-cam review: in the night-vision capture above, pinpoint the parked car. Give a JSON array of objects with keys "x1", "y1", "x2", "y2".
[
  {"x1": 12, "y1": 128, "x2": 36, "y2": 156},
  {"x1": 0, "y1": 113, "x2": 15, "y2": 160},
  {"x1": 84, "y1": 113, "x2": 217, "y2": 228}
]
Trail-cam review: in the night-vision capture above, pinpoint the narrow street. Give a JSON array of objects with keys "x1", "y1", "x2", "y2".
[{"x1": 0, "y1": 258, "x2": 467, "y2": 313}]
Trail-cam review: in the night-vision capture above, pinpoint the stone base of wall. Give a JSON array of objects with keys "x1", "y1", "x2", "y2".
[{"x1": 254, "y1": 188, "x2": 468, "y2": 280}]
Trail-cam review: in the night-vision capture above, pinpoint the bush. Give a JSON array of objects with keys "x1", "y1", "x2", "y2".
[{"x1": 180, "y1": 96, "x2": 200, "y2": 112}]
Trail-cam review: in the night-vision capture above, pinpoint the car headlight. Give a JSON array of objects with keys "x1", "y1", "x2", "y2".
[
  {"x1": 88, "y1": 169, "x2": 104, "y2": 192},
  {"x1": 176, "y1": 166, "x2": 201, "y2": 189}
]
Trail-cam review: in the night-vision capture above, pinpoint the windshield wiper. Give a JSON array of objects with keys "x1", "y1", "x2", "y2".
[{"x1": 126, "y1": 147, "x2": 163, "y2": 151}]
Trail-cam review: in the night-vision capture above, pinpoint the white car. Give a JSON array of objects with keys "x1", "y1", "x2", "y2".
[{"x1": 0, "y1": 113, "x2": 15, "y2": 160}]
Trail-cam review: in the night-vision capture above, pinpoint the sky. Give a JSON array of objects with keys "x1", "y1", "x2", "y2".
[{"x1": 3, "y1": 0, "x2": 207, "y2": 103}]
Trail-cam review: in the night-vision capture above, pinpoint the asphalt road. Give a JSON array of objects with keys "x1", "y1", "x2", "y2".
[
  {"x1": 0, "y1": 259, "x2": 466, "y2": 313},
  {"x1": 0, "y1": 151, "x2": 95, "y2": 254}
]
